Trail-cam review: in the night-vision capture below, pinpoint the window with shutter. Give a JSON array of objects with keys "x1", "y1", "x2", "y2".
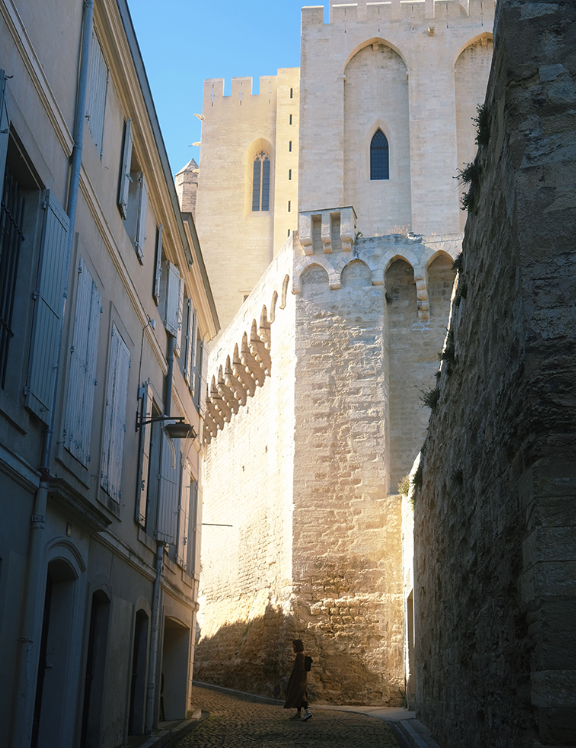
[
  {"x1": 118, "y1": 119, "x2": 133, "y2": 219},
  {"x1": 0, "y1": 70, "x2": 10, "y2": 195},
  {"x1": 177, "y1": 474, "x2": 191, "y2": 569},
  {"x1": 157, "y1": 432, "x2": 180, "y2": 543},
  {"x1": 86, "y1": 30, "x2": 109, "y2": 155},
  {"x1": 187, "y1": 481, "x2": 202, "y2": 579},
  {"x1": 26, "y1": 191, "x2": 69, "y2": 422},
  {"x1": 162, "y1": 261, "x2": 181, "y2": 337},
  {"x1": 64, "y1": 258, "x2": 101, "y2": 466},
  {"x1": 153, "y1": 224, "x2": 163, "y2": 305},
  {"x1": 101, "y1": 325, "x2": 130, "y2": 502},
  {"x1": 134, "y1": 172, "x2": 148, "y2": 263},
  {"x1": 174, "y1": 279, "x2": 184, "y2": 357},
  {"x1": 183, "y1": 301, "x2": 197, "y2": 387},
  {"x1": 135, "y1": 382, "x2": 153, "y2": 526},
  {"x1": 197, "y1": 340, "x2": 207, "y2": 413}
]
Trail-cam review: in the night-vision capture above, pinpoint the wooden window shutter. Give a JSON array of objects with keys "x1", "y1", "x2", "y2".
[
  {"x1": 135, "y1": 382, "x2": 153, "y2": 526},
  {"x1": 153, "y1": 224, "x2": 163, "y2": 305},
  {"x1": 26, "y1": 191, "x2": 70, "y2": 423},
  {"x1": 174, "y1": 278, "x2": 184, "y2": 357},
  {"x1": 0, "y1": 71, "x2": 10, "y2": 194},
  {"x1": 187, "y1": 480, "x2": 202, "y2": 579},
  {"x1": 86, "y1": 31, "x2": 108, "y2": 154},
  {"x1": 162, "y1": 261, "x2": 180, "y2": 336},
  {"x1": 177, "y1": 472, "x2": 191, "y2": 569},
  {"x1": 134, "y1": 172, "x2": 148, "y2": 263},
  {"x1": 101, "y1": 325, "x2": 130, "y2": 501},
  {"x1": 64, "y1": 258, "x2": 101, "y2": 466},
  {"x1": 183, "y1": 301, "x2": 196, "y2": 387},
  {"x1": 198, "y1": 340, "x2": 207, "y2": 415},
  {"x1": 157, "y1": 432, "x2": 180, "y2": 543},
  {"x1": 118, "y1": 119, "x2": 133, "y2": 219}
]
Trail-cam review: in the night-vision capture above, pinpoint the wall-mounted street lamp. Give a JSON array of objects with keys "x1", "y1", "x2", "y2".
[{"x1": 135, "y1": 413, "x2": 197, "y2": 441}]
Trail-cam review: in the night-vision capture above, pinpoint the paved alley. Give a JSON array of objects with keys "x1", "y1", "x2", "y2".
[{"x1": 175, "y1": 687, "x2": 401, "y2": 748}]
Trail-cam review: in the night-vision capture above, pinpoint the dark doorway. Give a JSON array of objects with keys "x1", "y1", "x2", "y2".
[
  {"x1": 160, "y1": 617, "x2": 190, "y2": 721},
  {"x1": 80, "y1": 590, "x2": 110, "y2": 748},
  {"x1": 31, "y1": 559, "x2": 77, "y2": 748},
  {"x1": 129, "y1": 610, "x2": 149, "y2": 735}
]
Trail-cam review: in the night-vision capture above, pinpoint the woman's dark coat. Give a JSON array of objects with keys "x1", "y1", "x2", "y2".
[{"x1": 284, "y1": 652, "x2": 307, "y2": 709}]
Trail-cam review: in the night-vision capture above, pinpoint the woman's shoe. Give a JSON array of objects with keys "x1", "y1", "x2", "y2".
[{"x1": 302, "y1": 710, "x2": 312, "y2": 721}]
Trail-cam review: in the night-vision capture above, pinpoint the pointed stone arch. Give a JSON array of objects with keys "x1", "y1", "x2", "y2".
[{"x1": 293, "y1": 255, "x2": 340, "y2": 293}]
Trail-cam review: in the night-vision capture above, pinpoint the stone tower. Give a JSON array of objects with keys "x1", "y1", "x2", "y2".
[{"x1": 192, "y1": 0, "x2": 495, "y2": 705}]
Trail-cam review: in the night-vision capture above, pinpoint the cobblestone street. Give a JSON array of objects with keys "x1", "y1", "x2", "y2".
[{"x1": 175, "y1": 687, "x2": 400, "y2": 748}]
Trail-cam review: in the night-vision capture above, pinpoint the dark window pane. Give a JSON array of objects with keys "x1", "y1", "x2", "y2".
[
  {"x1": 0, "y1": 168, "x2": 25, "y2": 388},
  {"x1": 252, "y1": 158, "x2": 261, "y2": 211},
  {"x1": 261, "y1": 157, "x2": 270, "y2": 211},
  {"x1": 370, "y1": 129, "x2": 389, "y2": 180}
]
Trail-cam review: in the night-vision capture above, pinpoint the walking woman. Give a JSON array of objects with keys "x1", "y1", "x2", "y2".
[{"x1": 284, "y1": 639, "x2": 312, "y2": 721}]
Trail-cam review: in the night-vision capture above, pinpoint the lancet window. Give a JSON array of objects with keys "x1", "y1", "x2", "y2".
[
  {"x1": 370, "y1": 129, "x2": 389, "y2": 180},
  {"x1": 252, "y1": 152, "x2": 270, "y2": 211}
]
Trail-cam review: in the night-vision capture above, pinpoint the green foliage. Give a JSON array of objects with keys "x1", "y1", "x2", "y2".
[
  {"x1": 454, "y1": 277, "x2": 468, "y2": 307},
  {"x1": 413, "y1": 463, "x2": 423, "y2": 490},
  {"x1": 456, "y1": 159, "x2": 481, "y2": 213},
  {"x1": 473, "y1": 103, "x2": 490, "y2": 147},
  {"x1": 421, "y1": 386, "x2": 440, "y2": 410},
  {"x1": 398, "y1": 474, "x2": 411, "y2": 496},
  {"x1": 441, "y1": 329, "x2": 455, "y2": 363}
]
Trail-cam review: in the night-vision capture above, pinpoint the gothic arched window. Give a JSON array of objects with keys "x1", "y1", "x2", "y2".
[
  {"x1": 252, "y1": 152, "x2": 270, "y2": 211},
  {"x1": 370, "y1": 130, "x2": 389, "y2": 180}
]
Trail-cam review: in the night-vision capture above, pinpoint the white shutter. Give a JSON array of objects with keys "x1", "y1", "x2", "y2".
[
  {"x1": 26, "y1": 191, "x2": 69, "y2": 422},
  {"x1": 153, "y1": 224, "x2": 163, "y2": 305},
  {"x1": 189, "y1": 309, "x2": 198, "y2": 392},
  {"x1": 177, "y1": 473, "x2": 191, "y2": 569},
  {"x1": 198, "y1": 340, "x2": 207, "y2": 414},
  {"x1": 64, "y1": 258, "x2": 101, "y2": 465},
  {"x1": 134, "y1": 172, "x2": 148, "y2": 263},
  {"x1": 0, "y1": 70, "x2": 10, "y2": 194},
  {"x1": 86, "y1": 31, "x2": 108, "y2": 154},
  {"x1": 174, "y1": 279, "x2": 184, "y2": 357},
  {"x1": 118, "y1": 119, "x2": 133, "y2": 218},
  {"x1": 163, "y1": 262, "x2": 180, "y2": 336},
  {"x1": 157, "y1": 432, "x2": 180, "y2": 543},
  {"x1": 101, "y1": 325, "x2": 130, "y2": 502},
  {"x1": 135, "y1": 382, "x2": 153, "y2": 525},
  {"x1": 183, "y1": 301, "x2": 196, "y2": 386},
  {"x1": 187, "y1": 481, "x2": 202, "y2": 579}
]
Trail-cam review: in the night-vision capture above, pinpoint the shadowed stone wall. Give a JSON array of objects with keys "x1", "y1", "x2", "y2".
[{"x1": 414, "y1": 2, "x2": 576, "y2": 746}]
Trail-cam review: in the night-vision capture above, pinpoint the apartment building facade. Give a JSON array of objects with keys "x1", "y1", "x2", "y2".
[{"x1": 0, "y1": 1, "x2": 218, "y2": 747}]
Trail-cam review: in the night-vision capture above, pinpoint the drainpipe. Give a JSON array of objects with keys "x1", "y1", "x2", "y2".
[
  {"x1": 145, "y1": 333, "x2": 176, "y2": 733},
  {"x1": 10, "y1": 4, "x2": 94, "y2": 746}
]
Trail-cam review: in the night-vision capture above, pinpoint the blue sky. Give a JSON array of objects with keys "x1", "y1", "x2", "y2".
[{"x1": 127, "y1": 1, "x2": 327, "y2": 174}]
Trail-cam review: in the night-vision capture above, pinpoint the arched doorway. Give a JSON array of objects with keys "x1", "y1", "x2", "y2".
[
  {"x1": 31, "y1": 559, "x2": 77, "y2": 748},
  {"x1": 80, "y1": 589, "x2": 110, "y2": 748}
]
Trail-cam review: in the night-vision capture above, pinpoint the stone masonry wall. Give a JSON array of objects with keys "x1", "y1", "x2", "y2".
[
  {"x1": 290, "y1": 231, "x2": 458, "y2": 705},
  {"x1": 414, "y1": 2, "x2": 576, "y2": 746},
  {"x1": 195, "y1": 239, "x2": 297, "y2": 698}
]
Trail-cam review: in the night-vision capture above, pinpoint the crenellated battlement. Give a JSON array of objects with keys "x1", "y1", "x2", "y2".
[
  {"x1": 302, "y1": 0, "x2": 495, "y2": 27},
  {"x1": 203, "y1": 75, "x2": 279, "y2": 106}
]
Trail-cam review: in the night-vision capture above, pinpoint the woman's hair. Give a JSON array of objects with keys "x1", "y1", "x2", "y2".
[{"x1": 292, "y1": 639, "x2": 304, "y2": 652}]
